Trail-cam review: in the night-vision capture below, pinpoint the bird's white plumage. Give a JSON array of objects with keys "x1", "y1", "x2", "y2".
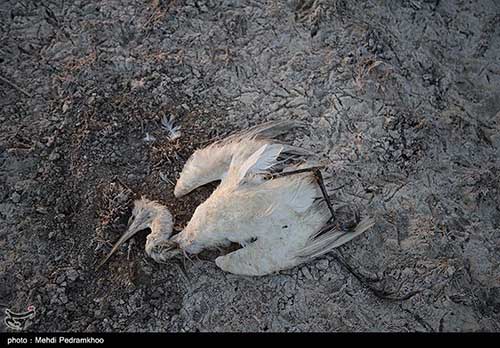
[
  {"x1": 173, "y1": 120, "x2": 310, "y2": 197},
  {"x1": 103, "y1": 121, "x2": 374, "y2": 276},
  {"x1": 227, "y1": 143, "x2": 283, "y2": 188},
  {"x1": 172, "y1": 140, "x2": 375, "y2": 275}
]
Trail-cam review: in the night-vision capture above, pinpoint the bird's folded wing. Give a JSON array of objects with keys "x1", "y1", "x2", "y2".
[
  {"x1": 277, "y1": 174, "x2": 319, "y2": 213},
  {"x1": 225, "y1": 143, "x2": 284, "y2": 188},
  {"x1": 296, "y1": 216, "x2": 375, "y2": 260},
  {"x1": 174, "y1": 120, "x2": 307, "y2": 197},
  {"x1": 215, "y1": 234, "x2": 296, "y2": 276}
]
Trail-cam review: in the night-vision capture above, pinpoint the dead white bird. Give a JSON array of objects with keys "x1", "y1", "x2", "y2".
[
  {"x1": 97, "y1": 121, "x2": 374, "y2": 276},
  {"x1": 97, "y1": 120, "x2": 308, "y2": 269},
  {"x1": 174, "y1": 120, "x2": 311, "y2": 198},
  {"x1": 169, "y1": 143, "x2": 374, "y2": 276}
]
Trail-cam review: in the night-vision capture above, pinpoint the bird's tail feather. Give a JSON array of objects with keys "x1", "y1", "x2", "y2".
[
  {"x1": 245, "y1": 120, "x2": 305, "y2": 140},
  {"x1": 296, "y1": 216, "x2": 375, "y2": 260},
  {"x1": 281, "y1": 144, "x2": 315, "y2": 157},
  {"x1": 217, "y1": 120, "x2": 305, "y2": 145}
]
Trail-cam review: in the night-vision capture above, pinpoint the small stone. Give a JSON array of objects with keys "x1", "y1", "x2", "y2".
[
  {"x1": 422, "y1": 73, "x2": 432, "y2": 81},
  {"x1": 11, "y1": 192, "x2": 21, "y2": 203},
  {"x1": 310, "y1": 267, "x2": 320, "y2": 280},
  {"x1": 60, "y1": 294, "x2": 68, "y2": 304},
  {"x1": 66, "y1": 269, "x2": 79, "y2": 282},
  {"x1": 316, "y1": 259, "x2": 330, "y2": 270},
  {"x1": 301, "y1": 267, "x2": 313, "y2": 280},
  {"x1": 35, "y1": 207, "x2": 48, "y2": 214},
  {"x1": 322, "y1": 273, "x2": 334, "y2": 282},
  {"x1": 55, "y1": 213, "x2": 66, "y2": 222},
  {"x1": 14, "y1": 181, "x2": 25, "y2": 191},
  {"x1": 62, "y1": 101, "x2": 71, "y2": 113},
  {"x1": 130, "y1": 78, "x2": 145, "y2": 90},
  {"x1": 152, "y1": 291, "x2": 161, "y2": 299},
  {"x1": 56, "y1": 274, "x2": 66, "y2": 284},
  {"x1": 49, "y1": 152, "x2": 60, "y2": 161}
]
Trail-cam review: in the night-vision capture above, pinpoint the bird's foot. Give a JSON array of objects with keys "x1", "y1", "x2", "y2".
[{"x1": 147, "y1": 240, "x2": 182, "y2": 264}]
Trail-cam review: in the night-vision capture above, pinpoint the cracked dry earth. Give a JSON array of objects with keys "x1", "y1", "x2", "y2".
[{"x1": 1, "y1": 0, "x2": 499, "y2": 332}]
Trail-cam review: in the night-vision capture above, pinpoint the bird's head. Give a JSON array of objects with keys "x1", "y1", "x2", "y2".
[{"x1": 97, "y1": 197, "x2": 179, "y2": 269}]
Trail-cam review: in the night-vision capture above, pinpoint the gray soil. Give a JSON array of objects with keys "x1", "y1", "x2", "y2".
[{"x1": 1, "y1": 0, "x2": 499, "y2": 332}]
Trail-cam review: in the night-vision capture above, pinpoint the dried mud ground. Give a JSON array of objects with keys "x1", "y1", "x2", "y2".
[{"x1": 1, "y1": 0, "x2": 499, "y2": 332}]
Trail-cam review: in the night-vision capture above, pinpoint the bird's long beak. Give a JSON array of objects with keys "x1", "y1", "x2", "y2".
[{"x1": 96, "y1": 219, "x2": 141, "y2": 271}]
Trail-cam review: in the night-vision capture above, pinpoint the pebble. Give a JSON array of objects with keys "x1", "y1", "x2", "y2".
[
  {"x1": 66, "y1": 269, "x2": 79, "y2": 283},
  {"x1": 11, "y1": 192, "x2": 21, "y2": 203},
  {"x1": 49, "y1": 152, "x2": 60, "y2": 161},
  {"x1": 35, "y1": 207, "x2": 48, "y2": 214},
  {"x1": 60, "y1": 294, "x2": 68, "y2": 304},
  {"x1": 301, "y1": 267, "x2": 313, "y2": 280},
  {"x1": 0, "y1": 186, "x2": 7, "y2": 200},
  {"x1": 56, "y1": 274, "x2": 66, "y2": 284},
  {"x1": 127, "y1": 173, "x2": 137, "y2": 181},
  {"x1": 316, "y1": 259, "x2": 330, "y2": 270},
  {"x1": 422, "y1": 73, "x2": 433, "y2": 81}
]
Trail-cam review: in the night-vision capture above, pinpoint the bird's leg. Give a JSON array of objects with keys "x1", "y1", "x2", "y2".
[
  {"x1": 173, "y1": 260, "x2": 190, "y2": 286},
  {"x1": 312, "y1": 168, "x2": 336, "y2": 223},
  {"x1": 127, "y1": 238, "x2": 135, "y2": 261},
  {"x1": 126, "y1": 239, "x2": 138, "y2": 283},
  {"x1": 332, "y1": 251, "x2": 420, "y2": 301},
  {"x1": 271, "y1": 166, "x2": 324, "y2": 178},
  {"x1": 272, "y1": 166, "x2": 335, "y2": 222}
]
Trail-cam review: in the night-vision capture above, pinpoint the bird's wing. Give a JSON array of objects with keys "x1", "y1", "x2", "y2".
[
  {"x1": 213, "y1": 176, "x2": 326, "y2": 276},
  {"x1": 215, "y1": 213, "x2": 374, "y2": 276},
  {"x1": 225, "y1": 143, "x2": 284, "y2": 187},
  {"x1": 296, "y1": 216, "x2": 375, "y2": 260},
  {"x1": 213, "y1": 120, "x2": 304, "y2": 146},
  {"x1": 251, "y1": 173, "x2": 320, "y2": 215},
  {"x1": 174, "y1": 120, "x2": 307, "y2": 197},
  {"x1": 215, "y1": 233, "x2": 297, "y2": 276}
]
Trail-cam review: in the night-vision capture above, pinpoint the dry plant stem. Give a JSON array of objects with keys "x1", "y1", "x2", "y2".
[{"x1": 0, "y1": 74, "x2": 32, "y2": 97}]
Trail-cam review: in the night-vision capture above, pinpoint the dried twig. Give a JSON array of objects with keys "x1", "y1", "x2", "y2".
[{"x1": 0, "y1": 74, "x2": 32, "y2": 98}]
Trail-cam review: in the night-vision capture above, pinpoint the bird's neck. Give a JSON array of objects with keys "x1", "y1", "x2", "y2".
[{"x1": 149, "y1": 209, "x2": 174, "y2": 241}]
